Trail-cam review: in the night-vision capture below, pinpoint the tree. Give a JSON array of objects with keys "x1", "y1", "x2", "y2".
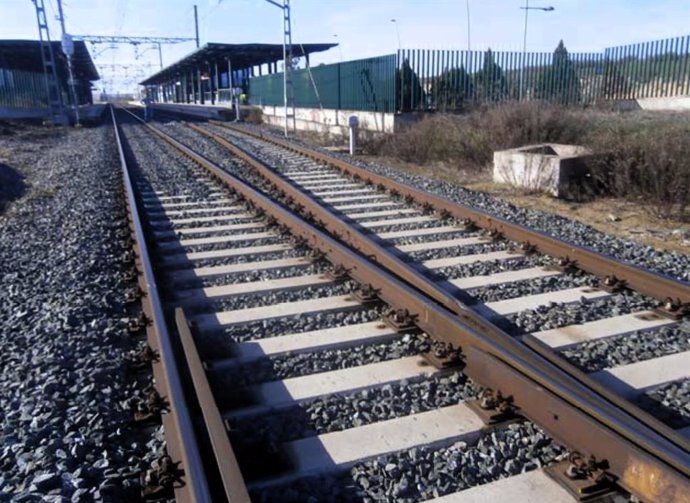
[
  {"x1": 431, "y1": 66, "x2": 473, "y2": 111},
  {"x1": 473, "y1": 49, "x2": 508, "y2": 102},
  {"x1": 538, "y1": 40, "x2": 582, "y2": 105},
  {"x1": 395, "y1": 59, "x2": 423, "y2": 112}
]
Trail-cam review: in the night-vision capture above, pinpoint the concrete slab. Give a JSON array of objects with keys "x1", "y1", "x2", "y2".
[
  {"x1": 154, "y1": 221, "x2": 264, "y2": 239},
  {"x1": 283, "y1": 403, "x2": 483, "y2": 475},
  {"x1": 426, "y1": 470, "x2": 576, "y2": 503},
  {"x1": 335, "y1": 201, "x2": 403, "y2": 212},
  {"x1": 377, "y1": 226, "x2": 461, "y2": 240},
  {"x1": 161, "y1": 243, "x2": 289, "y2": 264},
  {"x1": 141, "y1": 194, "x2": 191, "y2": 202},
  {"x1": 312, "y1": 188, "x2": 375, "y2": 197},
  {"x1": 194, "y1": 294, "x2": 360, "y2": 328},
  {"x1": 360, "y1": 215, "x2": 437, "y2": 229},
  {"x1": 493, "y1": 143, "x2": 592, "y2": 198},
  {"x1": 480, "y1": 287, "x2": 611, "y2": 316},
  {"x1": 321, "y1": 194, "x2": 384, "y2": 203},
  {"x1": 397, "y1": 236, "x2": 485, "y2": 253},
  {"x1": 226, "y1": 321, "x2": 399, "y2": 363},
  {"x1": 285, "y1": 171, "x2": 336, "y2": 178},
  {"x1": 160, "y1": 230, "x2": 276, "y2": 248},
  {"x1": 165, "y1": 213, "x2": 254, "y2": 225},
  {"x1": 252, "y1": 355, "x2": 439, "y2": 406},
  {"x1": 590, "y1": 351, "x2": 690, "y2": 399},
  {"x1": 421, "y1": 250, "x2": 522, "y2": 269},
  {"x1": 147, "y1": 199, "x2": 235, "y2": 210},
  {"x1": 531, "y1": 311, "x2": 676, "y2": 350},
  {"x1": 146, "y1": 205, "x2": 245, "y2": 219},
  {"x1": 346, "y1": 209, "x2": 419, "y2": 219},
  {"x1": 169, "y1": 256, "x2": 308, "y2": 282},
  {"x1": 301, "y1": 182, "x2": 361, "y2": 190},
  {"x1": 447, "y1": 267, "x2": 561, "y2": 290},
  {"x1": 175, "y1": 274, "x2": 333, "y2": 301}
]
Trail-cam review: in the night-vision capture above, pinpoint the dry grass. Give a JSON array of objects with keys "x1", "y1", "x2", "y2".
[
  {"x1": 378, "y1": 102, "x2": 593, "y2": 169},
  {"x1": 367, "y1": 103, "x2": 690, "y2": 223},
  {"x1": 586, "y1": 117, "x2": 690, "y2": 221}
]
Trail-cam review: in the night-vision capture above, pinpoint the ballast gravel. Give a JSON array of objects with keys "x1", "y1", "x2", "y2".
[
  {"x1": 251, "y1": 421, "x2": 566, "y2": 503},
  {"x1": 502, "y1": 291, "x2": 657, "y2": 335},
  {"x1": 229, "y1": 370, "x2": 477, "y2": 447},
  {"x1": 0, "y1": 125, "x2": 166, "y2": 502},
  {"x1": 247, "y1": 125, "x2": 690, "y2": 283},
  {"x1": 561, "y1": 323, "x2": 690, "y2": 373},
  {"x1": 211, "y1": 332, "x2": 431, "y2": 389},
  {"x1": 637, "y1": 376, "x2": 690, "y2": 429}
]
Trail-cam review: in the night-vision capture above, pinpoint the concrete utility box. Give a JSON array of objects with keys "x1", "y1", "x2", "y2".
[{"x1": 493, "y1": 143, "x2": 592, "y2": 199}]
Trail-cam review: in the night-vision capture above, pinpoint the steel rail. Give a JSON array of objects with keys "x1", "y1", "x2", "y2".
[
  {"x1": 119, "y1": 107, "x2": 690, "y2": 503},
  {"x1": 110, "y1": 106, "x2": 213, "y2": 503},
  {"x1": 175, "y1": 309, "x2": 252, "y2": 503},
  {"x1": 188, "y1": 121, "x2": 690, "y2": 459},
  {"x1": 213, "y1": 120, "x2": 690, "y2": 307}
]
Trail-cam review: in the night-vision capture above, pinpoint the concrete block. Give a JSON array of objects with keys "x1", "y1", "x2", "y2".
[{"x1": 493, "y1": 143, "x2": 592, "y2": 198}]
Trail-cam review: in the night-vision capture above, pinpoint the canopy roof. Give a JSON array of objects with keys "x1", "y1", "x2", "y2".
[
  {"x1": 0, "y1": 39, "x2": 99, "y2": 81},
  {"x1": 139, "y1": 42, "x2": 336, "y2": 85}
]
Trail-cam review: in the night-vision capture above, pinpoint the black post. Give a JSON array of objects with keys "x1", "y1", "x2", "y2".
[{"x1": 194, "y1": 5, "x2": 200, "y2": 48}]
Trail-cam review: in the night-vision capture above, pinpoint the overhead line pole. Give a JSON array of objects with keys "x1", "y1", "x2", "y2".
[
  {"x1": 194, "y1": 5, "x2": 200, "y2": 48},
  {"x1": 56, "y1": 0, "x2": 80, "y2": 126},
  {"x1": 264, "y1": 0, "x2": 294, "y2": 137}
]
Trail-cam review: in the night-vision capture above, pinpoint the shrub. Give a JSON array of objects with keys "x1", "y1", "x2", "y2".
[
  {"x1": 379, "y1": 101, "x2": 592, "y2": 169},
  {"x1": 587, "y1": 120, "x2": 690, "y2": 221},
  {"x1": 244, "y1": 107, "x2": 263, "y2": 124}
]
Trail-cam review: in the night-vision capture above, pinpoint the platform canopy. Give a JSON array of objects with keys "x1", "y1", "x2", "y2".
[
  {"x1": 139, "y1": 42, "x2": 336, "y2": 86},
  {"x1": 0, "y1": 39, "x2": 99, "y2": 81}
]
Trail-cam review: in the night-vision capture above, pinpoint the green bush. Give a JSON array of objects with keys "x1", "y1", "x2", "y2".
[{"x1": 587, "y1": 120, "x2": 690, "y2": 221}]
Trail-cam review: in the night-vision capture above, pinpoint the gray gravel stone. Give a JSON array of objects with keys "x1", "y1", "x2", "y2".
[{"x1": 0, "y1": 124, "x2": 166, "y2": 501}]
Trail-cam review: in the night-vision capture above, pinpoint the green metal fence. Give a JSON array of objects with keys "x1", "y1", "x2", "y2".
[
  {"x1": 397, "y1": 47, "x2": 606, "y2": 111},
  {"x1": 0, "y1": 68, "x2": 50, "y2": 108},
  {"x1": 249, "y1": 54, "x2": 396, "y2": 112},
  {"x1": 603, "y1": 35, "x2": 690, "y2": 99},
  {"x1": 398, "y1": 35, "x2": 690, "y2": 111},
  {"x1": 249, "y1": 35, "x2": 690, "y2": 114}
]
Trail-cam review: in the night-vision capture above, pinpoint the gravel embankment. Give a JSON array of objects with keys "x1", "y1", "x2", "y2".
[{"x1": 0, "y1": 125, "x2": 166, "y2": 502}]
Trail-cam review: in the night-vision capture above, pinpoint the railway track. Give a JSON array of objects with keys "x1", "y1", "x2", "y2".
[{"x1": 113, "y1": 106, "x2": 690, "y2": 503}]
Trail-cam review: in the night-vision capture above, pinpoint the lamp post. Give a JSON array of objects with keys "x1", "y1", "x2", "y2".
[
  {"x1": 519, "y1": 1, "x2": 554, "y2": 100},
  {"x1": 333, "y1": 34, "x2": 343, "y2": 62},
  {"x1": 466, "y1": 0, "x2": 471, "y2": 51},
  {"x1": 390, "y1": 19, "x2": 401, "y2": 53},
  {"x1": 264, "y1": 0, "x2": 293, "y2": 137}
]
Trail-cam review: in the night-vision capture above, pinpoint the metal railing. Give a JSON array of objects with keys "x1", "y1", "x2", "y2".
[{"x1": 0, "y1": 67, "x2": 52, "y2": 107}]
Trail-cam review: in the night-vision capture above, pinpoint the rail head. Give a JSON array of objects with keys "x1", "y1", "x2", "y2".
[{"x1": 110, "y1": 105, "x2": 212, "y2": 503}]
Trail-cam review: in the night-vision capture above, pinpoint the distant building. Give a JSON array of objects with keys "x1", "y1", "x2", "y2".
[{"x1": 0, "y1": 39, "x2": 99, "y2": 116}]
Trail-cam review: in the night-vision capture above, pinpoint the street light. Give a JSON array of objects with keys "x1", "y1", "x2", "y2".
[
  {"x1": 264, "y1": 0, "x2": 293, "y2": 137},
  {"x1": 333, "y1": 34, "x2": 343, "y2": 62},
  {"x1": 390, "y1": 19, "x2": 401, "y2": 53},
  {"x1": 519, "y1": 1, "x2": 554, "y2": 100}
]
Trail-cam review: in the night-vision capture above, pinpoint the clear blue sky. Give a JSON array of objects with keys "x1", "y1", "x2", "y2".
[{"x1": 3, "y1": 0, "x2": 689, "y2": 93}]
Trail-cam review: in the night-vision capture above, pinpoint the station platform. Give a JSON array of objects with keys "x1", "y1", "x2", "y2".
[{"x1": 149, "y1": 102, "x2": 238, "y2": 121}]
